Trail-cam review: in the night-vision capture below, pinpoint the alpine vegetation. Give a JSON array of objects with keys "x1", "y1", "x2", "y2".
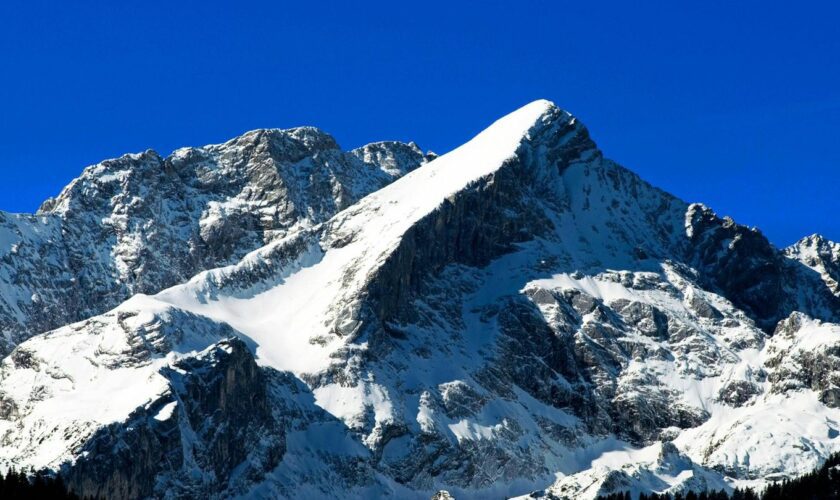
[{"x1": 0, "y1": 101, "x2": 838, "y2": 499}]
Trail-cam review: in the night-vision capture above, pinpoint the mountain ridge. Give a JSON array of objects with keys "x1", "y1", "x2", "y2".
[
  {"x1": 0, "y1": 100, "x2": 838, "y2": 499},
  {"x1": 0, "y1": 127, "x2": 431, "y2": 354}
]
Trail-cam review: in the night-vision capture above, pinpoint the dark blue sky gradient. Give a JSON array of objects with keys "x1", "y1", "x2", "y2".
[{"x1": 1, "y1": 1, "x2": 838, "y2": 246}]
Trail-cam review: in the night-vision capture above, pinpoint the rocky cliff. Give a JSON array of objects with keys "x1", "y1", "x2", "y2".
[
  {"x1": 0, "y1": 100, "x2": 837, "y2": 499},
  {"x1": 0, "y1": 130, "x2": 429, "y2": 353}
]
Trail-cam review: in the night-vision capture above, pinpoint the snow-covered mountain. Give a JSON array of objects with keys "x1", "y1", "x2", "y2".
[
  {"x1": 0, "y1": 129, "x2": 431, "y2": 353},
  {"x1": 0, "y1": 100, "x2": 838, "y2": 499},
  {"x1": 786, "y1": 234, "x2": 840, "y2": 296}
]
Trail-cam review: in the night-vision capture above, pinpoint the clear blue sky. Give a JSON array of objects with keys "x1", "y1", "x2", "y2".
[{"x1": 1, "y1": 1, "x2": 838, "y2": 246}]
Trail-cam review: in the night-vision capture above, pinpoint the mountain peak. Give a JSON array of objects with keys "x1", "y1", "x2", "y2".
[
  {"x1": 2, "y1": 101, "x2": 839, "y2": 499},
  {"x1": 215, "y1": 126, "x2": 340, "y2": 153},
  {"x1": 523, "y1": 97, "x2": 557, "y2": 112},
  {"x1": 786, "y1": 232, "x2": 840, "y2": 296},
  {"x1": 790, "y1": 233, "x2": 839, "y2": 249},
  {"x1": 1, "y1": 122, "x2": 431, "y2": 354}
]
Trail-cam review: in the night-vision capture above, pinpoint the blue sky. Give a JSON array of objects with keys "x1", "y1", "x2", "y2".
[{"x1": 1, "y1": 1, "x2": 838, "y2": 246}]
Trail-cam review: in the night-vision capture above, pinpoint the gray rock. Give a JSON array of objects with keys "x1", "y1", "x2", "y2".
[
  {"x1": 63, "y1": 338, "x2": 283, "y2": 499},
  {"x1": 0, "y1": 130, "x2": 429, "y2": 354},
  {"x1": 685, "y1": 204, "x2": 840, "y2": 332}
]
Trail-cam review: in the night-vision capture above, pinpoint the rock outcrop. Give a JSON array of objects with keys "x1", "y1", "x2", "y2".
[{"x1": 786, "y1": 234, "x2": 840, "y2": 296}]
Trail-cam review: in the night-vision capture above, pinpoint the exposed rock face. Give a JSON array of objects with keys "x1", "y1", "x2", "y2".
[
  {"x1": 0, "y1": 129, "x2": 429, "y2": 353},
  {"x1": 717, "y1": 379, "x2": 761, "y2": 406},
  {"x1": 0, "y1": 100, "x2": 838, "y2": 500},
  {"x1": 351, "y1": 140, "x2": 437, "y2": 177},
  {"x1": 766, "y1": 313, "x2": 840, "y2": 405},
  {"x1": 63, "y1": 338, "x2": 283, "y2": 499},
  {"x1": 684, "y1": 204, "x2": 840, "y2": 331},
  {"x1": 786, "y1": 234, "x2": 840, "y2": 296},
  {"x1": 359, "y1": 107, "x2": 591, "y2": 335}
]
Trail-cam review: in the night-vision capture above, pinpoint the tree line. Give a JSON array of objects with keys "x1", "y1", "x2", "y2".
[
  {"x1": 598, "y1": 451, "x2": 840, "y2": 500},
  {"x1": 0, "y1": 468, "x2": 92, "y2": 499}
]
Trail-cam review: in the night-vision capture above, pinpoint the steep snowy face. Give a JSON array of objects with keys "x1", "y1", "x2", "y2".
[
  {"x1": 786, "y1": 234, "x2": 840, "y2": 296},
  {"x1": 673, "y1": 314, "x2": 840, "y2": 481},
  {"x1": 153, "y1": 100, "x2": 576, "y2": 372},
  {"x1": 0, "y1": 212, "x2": 69, "y2": 348},
  {"x1": 0, "y1": 129, "x2": 429, "y2": 352},
  {"x1": 0, "y1": 295, "x2": 233, "y2": 467},
  {"x1": 0, "y1": 100, "x2": 839, "y2": 499}
]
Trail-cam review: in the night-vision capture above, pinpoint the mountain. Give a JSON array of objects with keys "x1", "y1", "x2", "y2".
[
  {"x1": 0, "y1": 130, "x2": 431, "y2": 353},
  {"x1": 786, "y1": 234, "x2": 840, "y2": 296},
  {"x1": 0, "y1": 100, "x2": 838, "y2": 499}
]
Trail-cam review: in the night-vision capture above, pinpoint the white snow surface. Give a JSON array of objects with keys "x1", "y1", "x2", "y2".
[
  {"x1": 0, "y1": 99, "x2": 561, "y2": 482},
  {"x1": 0, "y1": 295, "x2": 230, "y2": 469},
  {"x1": 155, "y1": 99, "x2": 555, "y2": 375},
  {"x1": 0, "y1": 99, "x2": 838, "y2": 499}
]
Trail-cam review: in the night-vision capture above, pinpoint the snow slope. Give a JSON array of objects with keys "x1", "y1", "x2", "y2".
[
  {"x1": 0, "y1": 128, "x2": 429, "y2": 353},
  {"x1": 154, "y1": 99, "x2": 556, "y2": 374},
  {"x1": 0, "y1": 100, "x2": 838, "y2": 499}
]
